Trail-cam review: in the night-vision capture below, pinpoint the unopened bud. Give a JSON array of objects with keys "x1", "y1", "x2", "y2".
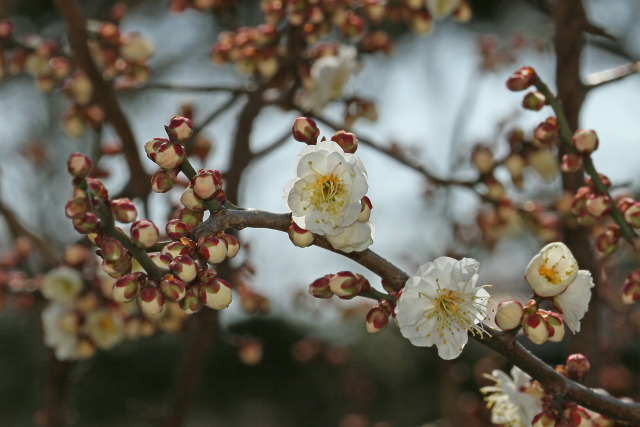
[
  {"x1": 365, "y1": 304, "x2": 389, "y2": 333},
  {"x1": 532, "y1": 411, "x2": 557, "y2": 427},
  {"x1": 96, "y1": 235, "x2": 126, "y2": 262},
  {"x1": 180, "y1": 186, "x2": 205, "y2": 212},
  {"x1": 192, "y1": 169, "x2": 224, "y2": 200},
  {"x1": 165, "y1": 116, "x2": 193, "y2": 142},
  {"x1": 64, "y1": 244, "x2": 90, "y2": 267},
  {"x1": 86, "y1": 178, "x2": 109, "y2": 202},
  {"x1": 220, "y1": 234, "x2": 240, "y2": 258},
  {"x1": 174, "y1": 208, "x2": 203, "y2": 229},
  {"x1": 101, "y1": 253, "x2": 132, "y2": 278},
  {"x1": 585, "y1": 194, "x2": 612, "y2": 217},
  {"x1": 292, "y1": 116, "x2": 320, "y2": 145},
  {"x1": 73, "y1": 212, "x2": 101, "y2": 234},
  {"x1": 452, "y1": 0, "x2": 472, "y2": 22},
  {"x1": 534, "y1": 118, "x2": 559, "y2": 144},
  {"x1": 561, "y1": 153, "x2": 583, "y2": 173},
  {"x1": 170, "y1": 254, "x2": 198, "y2": 283},
  {"x1": 159, "y1": 274, "x2": 187, "y2": 302},
  {"x1": 523, "y1": 312, "x2": 549, "y2": 345},
  {"x1": 130, "y1": 219, "x2": 159, "y2": 248},
  {"x1": 572, "y1": 128, "x2": 598, "y2": 155},
  {"x1": 565, "y1": 406, "x2": 591, "y2": 427},
  {"x1": 331, "y1": 130, "x2": 358, "y2": 154},
  {"x1": 506, "y1": 66, "x2": 537, "y2": 91},
  {"x1": 110, "y1": 198, "x2": 137, "y2": 223},
  {"x1": 595, "y1": 226, "x2": 621, "y2": 257},
  {"x1": 624, "y1": 202, "x2": 640, "y2": 228},
  {"x1": 542, "y1": 311, "x2": 565, "y2": 343},
  {"x1": 358, "y1": 196, "x2": 372, "y2": 222},
  {"x1": 67, "y1": 152, "x2": 93, "y2": 179},
  {"x1": 197, "y1": 235, "x2": 228, "y2": 264},
  {"x1": 151, "y1": 169, "x2": 179, "y2": 193},
  {"x1": 495, "y1": 300, "x2": 524, "y2": 331},
  {"x1": 522, "y1": 90, "x2": 546, "y2": 111},
  {"x1": 162, "y1": 239, "x2": 195, "y2": 258},
  {"x1": 328, "y1": 271, "x2": 360, "y2": 299},
  {"x1": 137, "y1": 285, "x2": 165, "y2": 316},
  {"x1": 288, "y1": 223, "x2": 315, "y2": 248},
  {"x1": 166, "y1": 219, "x2": 191, "y2": 240},
  {"x1": 308, "y1": 276, "x2": 333, "y2": 299},
  {"x1": 199, "y1": 277, "x2": 233, "y2": 310},
  {"x1": 112, "y1": 273, "x2": 144, "y2": 302},
  {"x1": 65, "y1": 197, "x2": 90, "y2": 219},
  {"x1": 566, "y1": 353, "x2": 590, "y2": 382},
  {"x1": 622, "y1": 269, "x2": 640, "y2": 304},
  {"x1": 180, "y1": 287, "x2": 203, "y2": 314},
  {"x1": 144, "y1": 138, "x2": 168, "y2": 162},
  {"x1": 155, "y1": 141, "x2": 185, "y2": 170},
  {"x1": 150, "y1": 252, "x2": 173, "y2": 270}
]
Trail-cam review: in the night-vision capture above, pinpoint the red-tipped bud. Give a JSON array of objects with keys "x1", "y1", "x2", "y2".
[
  {"x1": 534, "y1": 118, "x2": 559, "y2": 144},
  {"x1": 174, "y1": 208, "x2": 203, "y2": 229},
  {"x1": 365, "y1": 304, "x2": 390, "y2": 333},
  {"x1": 65, "y1": 197, "x2": 90, "y2": 219},
  {"x1": 130, "y1": 219, "x2": 159, "y2": 249},
  {"x1": 566, "y1": 353, "x2": 590, "y2": 382},
  {"x1": 506, "y1": 66, "x2": 537, "y2": 91},
  {"x1": 137, "y1": 285, "x2": 165, "y2": 316},
  {"x1": 532, "y1": 411, "x2": 557, "y2": 427},
  {"x1": 151, "y1": 169, "x2": 179, "y2": 193},
  {"x1": 523, "y1": 312, "x2": 549, "y2": 345},
  {"x1": 585, "y1": 193, "x2": 612, "y2": 217},
  {"x1": 220, "y1": 234, "x2": 240, "y2": 258},
  {"x1": 522, "y1": 90, "x2": 546, "y2": 111},
  {"x1": 565, "y1": 405, "x2": 591, "y2": 427},
  {"x1": 159, "y1": 274, "x2": 187, "y2": 302},
  {"x1": 170, "y1": 254, "x2": 198, "y2": 283},
  {"x1": 144, "y1": 138, "x2": 168, "y2": 162},
  {"x1": 155, "y1": 141, "x2": 185, "y2": 170},
  {"x1": 624, "y1": 202, "x2": 640, "y2": 228},
  {"x1": 595, "y1": 225, "x2": 621, "y2": 257},
  {"x1": 150, "y1": 252, "x2": 173, "y2": 270},
  {"x1": 199, "y1": 277, "x2": 233, "y2": 310},
  {"x1": 110, "y1": 198, "x2": 137, "y2": 223},
  {"x1": 192, "y1": 169, "x2": 224, "y2": 200},
  {"x1": 166, "y1": 219, "x2": 190, "y2": 241},
  {"x1": 561, "y1": 153, "x2": 583, "y2": 173},
  {"x1": 308, "y1": 276, "x2": 333, "y2": 299},
  {"x1": 288, "y1": 223, "x2": 315, "y2": 248},
  {"x1": 73, "y1": 212, "x2": 101, "y2": 234},
  {"x1": 572, "y1": 128, "x2": 598, "y2": 155},
  {"x1": 331, "y1": 130, "x2": 358, "y2": 154},
  {"x1": 358, "y1": 196, "x2": 372, "y2": 222},
  {"x1": 622, "y1": 269, "x2": 640, "y2": 305},
  {"x1": 101, "y1": 253, "x2": 132, "y2": 278},
  {"x1": 86, "y1": 178, "x2": 109, "y2": 202},
  {"x1": 292, "y1": 116, "x2": 320, "y2": 145},
  {"x1": 180, "y1": 186, "x2": 205, "y2": 212},
  {"x1": 95, "y1": 235, "x2": 126, "y2": 262},
  {"x1": 328, "y1": 271, "x2": 361, "y2": 299},
  {"x1": 180, "y1": 287, "x2": 203, "y2": 314},
  {"x1": 162, "y1": 239, "x2": 195, "y2": 258},
  {"x1": 165, "y1": 116, "x2": 193, "y2": 142},
  {"x1": 495, "y1": 300, "x2": 524, "y2": 331},
  {"x1": 112, "y1": 273, "x2": 144, "y2": 302},
  {"x1": 542, "y1": 311, "x2": 565, "y2": 343},
  {"x1": 197, "y1": 235, "x2": 228, "y2": 264},
  {"x1": 67, "y1": 152, "x2": 93, "y2": 178}
]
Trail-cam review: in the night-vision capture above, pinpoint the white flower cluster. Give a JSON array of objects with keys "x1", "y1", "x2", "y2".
[{"x1": 283, "y1": 139, "x2": 373, "y2": 253}]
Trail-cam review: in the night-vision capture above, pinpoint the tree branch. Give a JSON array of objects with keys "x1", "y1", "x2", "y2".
[{"x1": 585, "y1": 61, "x2": 640, "y2": 89}]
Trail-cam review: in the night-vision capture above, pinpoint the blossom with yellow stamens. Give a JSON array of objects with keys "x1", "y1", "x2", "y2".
[
  {"x1": 394, "y1": 257, "x2": 490, "y2": 360},
  {"x1": 525, "y1": 242, "x2": 578, "y2": 297}
]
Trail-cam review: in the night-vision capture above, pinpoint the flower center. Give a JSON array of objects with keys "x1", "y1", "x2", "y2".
[
  {"x1": 538, "y1": 253, "x2": 574, "y2": 285},
  {"x1": 303, "y1": 161, "x2": 352, "y2": 224}
]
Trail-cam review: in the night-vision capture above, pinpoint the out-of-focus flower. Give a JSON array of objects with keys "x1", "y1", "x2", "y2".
[
  {"x1": 283, "y1": 139, "x2": 368, "y2": 236},
  {"x1": 480, "y1": 366, "x2": 544, "y2": 426},
  {"x1": 84, "y1": 308, "x2": 124, "y2": 350},
  {"x1": 42, "y1": 303, "x2": 84, "y2": 361},
  {"x1": 394, "y1": 257, "x2": 490, "y2": 359},
  {"x1": 41, "y1": 266, "x2": 83, "y2": 303}
]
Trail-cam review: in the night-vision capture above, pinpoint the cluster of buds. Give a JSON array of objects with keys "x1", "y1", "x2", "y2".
[
  {"x1": 211, "y1": 25, "x2": 281, "y2": 78},
  {"x1": 308, "y1": 271, "x2": 370, "y2": 300},
  {"x1": 495, "y1": 299, "x2": 565, "y2": 345}
]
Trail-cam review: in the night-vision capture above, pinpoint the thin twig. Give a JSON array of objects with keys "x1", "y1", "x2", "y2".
[
  {"x1": 142, "y1": 82, "x2": 248, "y2": 93},
  {"x1": 585, "y1": 61, "x2": 640, "y2": 89},
  {"x1": 249, "y1": 128, "x2": 291, "y2": 163},
  {"x1": 189, "y1": 92, "x2": 244, "y2": 147}
]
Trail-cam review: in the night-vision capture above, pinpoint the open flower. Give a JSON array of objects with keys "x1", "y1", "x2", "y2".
[
  {"x1": 525, "y1": 242, "x2": 578, "y2": 297},
  {"x1": 480, "y1": 366, "x2": 544, "y2": 426},
  {"x1": 84, "y1": 308, "x2": 125, "y2": 350},
  {"x1": 283, "y1": 139, "x2": 368, "y2": 236},
  {"x1": 42, "y1": 302, "x2": 83, "y2": 361},
  {"x1": 41, "y1": 266, "x2": 84, "y2": 303},
  {"x1": 394, "y1": 257, "x2": 490, "y2": 360},
  {"x1": 300, "y1": 44, "x2": 358, "y2": 112},
  {"x1": 552, "y1": 270, "x2": 594, "y2": 333},
  {"x1": 325, "y1": 221, "x2": 374, "y2": 253}
]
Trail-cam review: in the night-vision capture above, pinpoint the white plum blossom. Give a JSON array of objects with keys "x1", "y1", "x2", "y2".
[
  {"x1": 85, "y1": 308, "x2": 125, "y2": 350},
  {"x1": 42, "y1": 303, "x2": 83, "y2": 361},
  {"x1": 283, "y1": 139, "x2": 368, "y2": 236},
  {"x1": 300, "y1": 45, "x2": 359, "y2": 112},
  {"x1": 41, "y1": 266, "x2": 84, "y2": 303},
  {"x1": 426, "y1": 0, "x2": 462, "y2": 20},
  {"x1": 480, "y1": 366, "x2": 544, "y2": 427},
  {"x1": 394, "y1": 257, "x2": 490, "y2": 360},
  {"x1": 525, "y1": 242, "x2": 578, "y2": 297},
  {"x1": 553, "y1": 270, "x2": 594, "y2": 333},
  {"x1": 526, "y1": 242, "x2": 595, "y2": 333},
  {"x1": 325, "y1": 221, "x2": 374, "y2": 253}
]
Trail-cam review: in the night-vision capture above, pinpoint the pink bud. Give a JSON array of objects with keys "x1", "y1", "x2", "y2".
[
  {"x1": 566, "y1": 353, "x2": 590, "y2": 382},
  {"x1": 110, "y1": 198, "x2": 137, "y2": 223},
  {"x1": 292, "y1": 116, "x2": 320, "y2": 145},
  {"x1": 595, "y1": 225, "x2": 621, "y2": 257},
  {"x1": 67, "y1": 152, "x2": 93, "y2": 178},
  {"x1": 113, "y1": 273, "x2": 144, "y2": 302},
  {"x1": 288, "y1": 223, "x2": 315, "y2": 248},
  {"x1": 162, "y1": 239, "x2": 195, "y2": 258},
  {"x1": 561, "y1": 153, "x2": 583, "y2": 173},
  {"x1": 365, "y1": 304, "x2": 389, "y2": 333},
  {"x1": 308, "y1": 276, "x2": 333, "y2": 299},
  {"x1": 522, "y1": 90, "x2": 546, "y2": 111},
  {"x1": 495, "y1": 300, "x2": 524, "y2": 331},
  {"x1": 523, "y1": 312, "x2": 549, "y2": 345},
  {"x1": 534, "y1": 118, "x2": 559, "y2": 144},
  {"x1": 166, "y1": 219, "x2": 191, "y2": 241},
  {"x1": 130, "y1": 219, "x2": 159, "y2": 249},
  {"x1": 197, "y1": 235, "x2": 228, "y2": 264},
  {"x1": 144, "y1": 138, "x2": 168, "y2": 162},
  {"x1": 137, "y1": 285, "x2": 165, "y2": 316},
  {"x1": 86, "y1": 178, "x2": 109, "y2": 202},
  {"x1": 585, "y1": 194, "x2": 612, "y2": 217},
  {"x1": 165, "y1": 116, "x2": 193, "y2": 142},
  {"x1": 151, "y1": 169, "x2": 178, "y2": 193},
  {"x1": 101, "y1": 253, "x2": 132, "y2": 278},
  {"x1": 331, "y1": 130, "x2": 358, "y2": 154},
  {"x1": 328, "y1": 271, "x2": 360, "y2": 299},
  {"x1": 159, "y1": 274, "x2": 187, "y2": 302},
  {"x1": 542, "y1": 311, "x2": 565, "y2": 343},
  {"x1": 174, "y1": 208, "x2": 203, "y2": 229},
  {"x1": 572, "y1": 128, "x2": 598, "y2": 155},
  {"x1": 199, "y1": 277, "x2": 233, "y2": 310},
  {"x1": 180, "y1": 287, "x2": 203, "y2": 314},
  {"x1": 73, "y1": 212, "x2": 101, "y2": 234},
  {"x1": 192, "y1": 169, "x2": 224, "y2": 200},
  {"x1": 358, "y1": 196, "x2": 372, "y2": 222},
  {"x1": 95, "y1": 235, "x2": 126, "y2": 262},
  {"x1": 155, "y1": 141, "x2": 185, "y2": 170},
  {"x1": 180, "y1": 186, "x2": 205, "y2": 212},
  {"x1": 624, "y1": 202, "x2": 640, "y2": 228},
  {"x1": 622, "y1": 269, "x2": 640, "y2": 305},
  {"x1": 170, "y1": 254, "x2": 198, "y2": 283},
  {"x1": 65, "y1": 197, "x2": 90, "y2": 219},
  {"x1": 506, "y1": 66, "x2": 537, "y2": 91},
  {"x1": 220, "y1": 234, "x2": 240, "y2": 258}
]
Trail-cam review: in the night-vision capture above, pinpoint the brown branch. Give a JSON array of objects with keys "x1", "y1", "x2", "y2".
[
  {"x1": 585, "y1": 61, "x2": 640, "y2": 89},
  {"x1": 142, "y1": 82, "x2": 248, "y2": 93},
  {"x1": 248, "y1": 128, "x2": 290, "y2": 163},
  {"x1": 53, "y1": 0, "x2": 149, "y2": 199},
  {"x1": 189, "y1": 92, "x2": 244, "y2": 149}
]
